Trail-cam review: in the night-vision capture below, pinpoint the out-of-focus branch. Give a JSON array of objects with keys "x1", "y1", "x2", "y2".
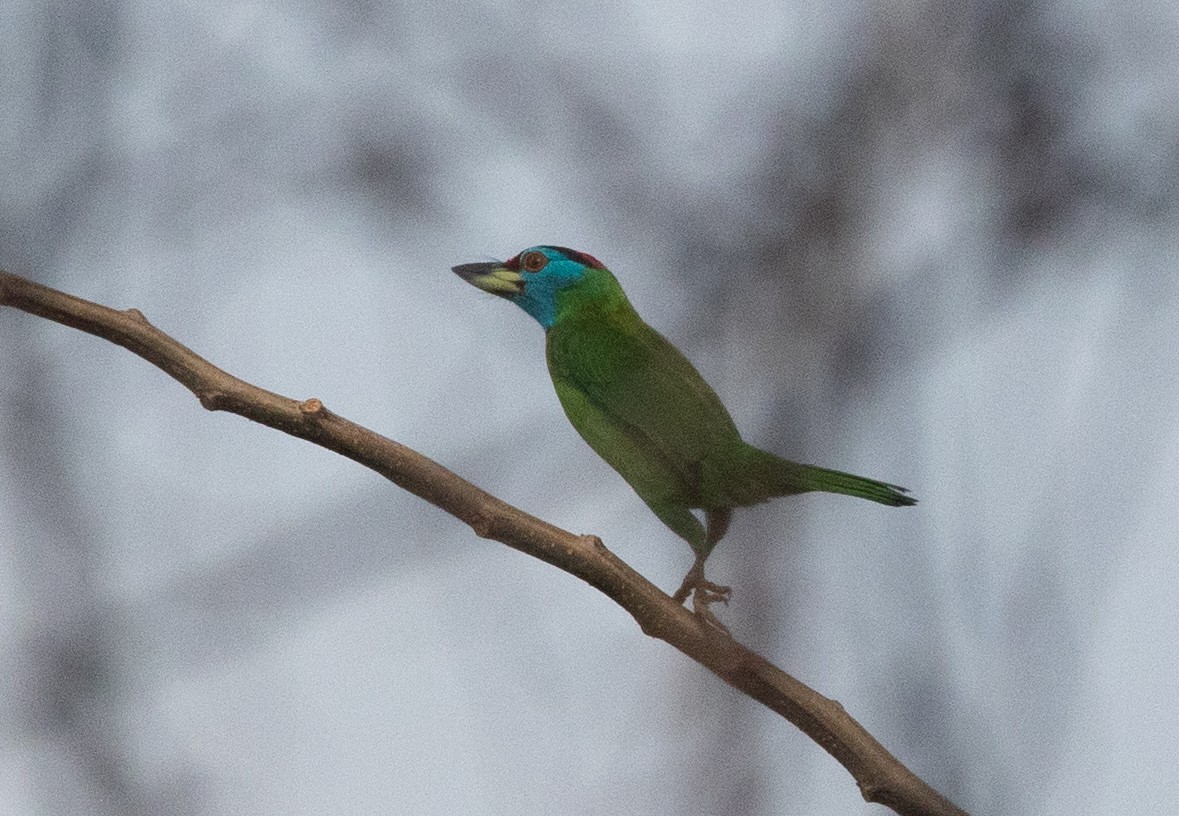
[{"x1": 1, "y1": 270, "x2": 967, "y2": 816}]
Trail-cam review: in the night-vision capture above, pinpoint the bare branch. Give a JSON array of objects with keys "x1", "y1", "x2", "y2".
[{"x1": 1, "y1": 270, "x2": 967, "y2": 816}]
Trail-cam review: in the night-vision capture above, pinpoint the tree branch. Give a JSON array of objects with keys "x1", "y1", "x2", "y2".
[{"x1": 1, "y1": 270, "x2": 967, "y2": 816}]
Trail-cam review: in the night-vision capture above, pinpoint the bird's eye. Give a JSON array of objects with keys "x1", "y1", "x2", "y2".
[{"x1": 521, "y1": 251, "x2": 548, "y2": 273}]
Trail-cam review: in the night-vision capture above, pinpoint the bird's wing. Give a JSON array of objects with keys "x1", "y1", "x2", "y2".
[{"x1": 546, "y1": 312, "x2": 742, "y2": 502}]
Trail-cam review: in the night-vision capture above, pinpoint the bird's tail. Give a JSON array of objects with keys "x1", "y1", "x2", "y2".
[{"x1": 731, "y1": 445, "x2": 916, "y2": 508}]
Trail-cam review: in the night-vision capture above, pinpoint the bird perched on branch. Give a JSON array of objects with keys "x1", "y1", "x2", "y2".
[{"x1": 453, "y1": 246, "x2": 915, "y2": 628}]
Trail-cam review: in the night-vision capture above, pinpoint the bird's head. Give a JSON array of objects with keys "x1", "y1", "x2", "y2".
[{"x1": 452, "y1": 245, "x2": 610, "y2": 328}]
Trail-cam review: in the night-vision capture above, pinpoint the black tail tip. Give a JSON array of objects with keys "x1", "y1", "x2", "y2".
[{"x1": 888, "y1": 488, "x2": 918, "y2": 507}]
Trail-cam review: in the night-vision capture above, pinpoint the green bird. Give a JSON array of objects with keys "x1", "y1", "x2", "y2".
[{"x1": 453, "y1": 246, "x2": 915, "y2": 626}]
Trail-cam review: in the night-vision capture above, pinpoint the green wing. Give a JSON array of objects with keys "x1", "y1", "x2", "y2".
[{"x1": 545, "y1": 305, "x2": 745, "y2": 508}]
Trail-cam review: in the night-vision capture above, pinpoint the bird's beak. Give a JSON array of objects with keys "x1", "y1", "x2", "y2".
[{"x1": 452, "y1": 262, "x2": 524, "y2": 298}]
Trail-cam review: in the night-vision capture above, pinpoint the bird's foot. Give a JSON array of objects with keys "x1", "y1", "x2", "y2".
[
  {"x1": 672, "y1": 562, "x2": 732, "y2": 633},
  {"x1": 689, "y1": 582, "x2": 732, "y2": 634}
]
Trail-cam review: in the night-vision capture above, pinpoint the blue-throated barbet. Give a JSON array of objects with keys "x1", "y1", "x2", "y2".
[{"x1": 453, "y1": 246, "x2": 915, "y2": 626}]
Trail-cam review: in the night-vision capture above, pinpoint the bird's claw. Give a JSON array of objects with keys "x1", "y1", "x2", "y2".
[
  {"x1": 672, "y1": 562, "x2": 732, "y2": 633},
  {"x1": 694, "y1": 579, "x2": 732, "y2": 607},
  {"x1": 689, "y1": 580, "x2": 732, "y2": 633}
]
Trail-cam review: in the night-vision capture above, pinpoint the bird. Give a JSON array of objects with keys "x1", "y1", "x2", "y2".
[{"x1": 452, "y1": 245, "x2": 915, "y2": 628}]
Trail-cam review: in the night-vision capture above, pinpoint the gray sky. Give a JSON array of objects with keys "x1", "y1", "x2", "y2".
[{"x1": 3, "y1": 0, "x2": 1178, "y2": 814}]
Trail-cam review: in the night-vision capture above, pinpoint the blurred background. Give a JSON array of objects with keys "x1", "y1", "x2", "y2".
[{"x1": 3, "y1": 0, "x2": 1178, "y2": 813}]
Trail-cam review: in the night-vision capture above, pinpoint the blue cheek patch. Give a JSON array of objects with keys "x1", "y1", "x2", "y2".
[{"x1": 511, "y1": 261, "x2": 584, "y2": 329}]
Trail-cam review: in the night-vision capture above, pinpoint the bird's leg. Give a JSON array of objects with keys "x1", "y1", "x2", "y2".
[
  {"x1": 672, "y1": 556, "x2": 732, "y2": 632},
  {"x1": 671, "y1": 559, "x2": 699, "y2": 603}
]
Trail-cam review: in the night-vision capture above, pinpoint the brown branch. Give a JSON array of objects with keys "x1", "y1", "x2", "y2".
[{"x1": 1, "y1": 269, "x2": 968, "y2": 816}]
